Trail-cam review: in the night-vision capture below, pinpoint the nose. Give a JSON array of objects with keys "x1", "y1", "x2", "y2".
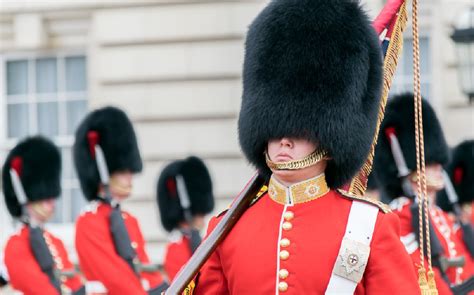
[{"x1": 280, "y1": 138, "x2": 294, "y2": 149}]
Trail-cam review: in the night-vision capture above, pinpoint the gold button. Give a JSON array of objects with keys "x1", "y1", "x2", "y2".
[
  {"x1": 131, "y1": 241, "x2": 138, "y2": 249},
  {"x1": 278, "y1": 281, "x2": 288, "y2": 292},
  {"x1": 282, "y1": 221, "x2": 292, "y2": 231},
  {"x1": 279, "y1": 269, "x2": 289, "y2": 279},
  {"x1": 283, "y1": 211, "x2": 294, "y2": 221},
  {"x1": 280, "y1": 238, "x2": 290, "y2": 247},
  {"x1": 280, "y1": 250, "x2": 290, "y2": 260}
]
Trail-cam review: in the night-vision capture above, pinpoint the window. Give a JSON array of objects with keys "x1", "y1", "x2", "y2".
[
  {"x1": 390, "y1": 37, "x2": 432, "y2": 99},
  {"x1": 4, "y1": 54, "x2": 88, "y2": 223}
]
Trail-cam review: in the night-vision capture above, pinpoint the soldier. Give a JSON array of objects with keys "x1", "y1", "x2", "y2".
[
  {"x1": 2, "y1": 136, "x2": 85, "y2": 295},
  {"x1": 437, "y1": 140, "x2": 474, "y2": 224},
  {"x1": 73, "y1": 107, "x2": 167, "y2": 294},
  {"x1": 192, "y1": 0, "x2": 420, "y2": 293},
  {"x1": 374, "y1": 93, "x2": 474, "y2": 292},
  {"x1": 156, "y1": 156, "x2": 214, "y2": 281}
]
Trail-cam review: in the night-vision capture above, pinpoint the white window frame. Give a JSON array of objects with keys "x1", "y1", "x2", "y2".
[{"x1": 390, "y1": 35, "x2": 433, "y2": 99}]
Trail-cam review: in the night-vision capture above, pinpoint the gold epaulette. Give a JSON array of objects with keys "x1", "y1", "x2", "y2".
[
  {"x1": 216, "y1": 185, "x2": 269, "y2": 218},
  {"x1": 337, "y1": 189, "x2": 391, "y2": 214}
]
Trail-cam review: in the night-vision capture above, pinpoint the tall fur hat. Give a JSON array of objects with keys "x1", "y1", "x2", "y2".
[
  {"x1": 373, "y1": 93, "x2": 449, "y2": 200},
  {"x1": 157, "y1": 156, "x2": 214, "y2": 232},
  {"x1": 2, "y1": 136, "x2": 61, "y2": 217},
  {"x1": 73, "y1": 106, "x2": 142, "y2": 201},
  {"x1": 238, "y1": 0, "x2": 383, "y2": 188},
  {"x1": 437, "y1": 140, "x2": 474, "y2": 211}
]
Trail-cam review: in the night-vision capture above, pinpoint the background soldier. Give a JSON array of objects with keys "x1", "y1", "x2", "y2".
[
  {"x1": 73, "y1": 107, "x2": 167, "y2": 294},
  {"x1": 374, "y1": 93, "x2": 474, "y2": 293},
  {"x1": 437, "y1": 140, "x2": 474, "y2": 225},
  {"x1": 192, "y1": 0, "x2": 420, "y2": 293},
  {"x1": 156, "y1": 156, "x2": 214, "y2": 281},
  {"x1": 2, "y1": 137, "x2": 85, "y2": 295}
]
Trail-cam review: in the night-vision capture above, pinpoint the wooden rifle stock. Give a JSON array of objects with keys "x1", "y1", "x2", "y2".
[{"x1": 165, "y1": 173, "x2": 267, "y2": 295}]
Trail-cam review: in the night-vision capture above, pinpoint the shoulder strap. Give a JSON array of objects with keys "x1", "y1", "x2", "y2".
[
  {"x1": 325, "y1": 200, "x2": 379, "y2": 294},
  {"x1": 28, "y1": 226, "x2": 62, "y2": 294}
]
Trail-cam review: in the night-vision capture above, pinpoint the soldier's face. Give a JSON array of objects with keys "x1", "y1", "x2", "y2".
[
  {"x1": 267, "y1": 138, "x2": 326, "y2": 184},
  {"x1": 109, "y1": 170, "x2": 133, "y2": 201},
  {"x1": 27, "y1": 198, "x2": 56, "y2": 223},
  {"x1": 267, "y1": 137, "x2": 316, "y2": 163},
  {"x1": 410, "y1": 163, "x2": 444, "y2": 200}
]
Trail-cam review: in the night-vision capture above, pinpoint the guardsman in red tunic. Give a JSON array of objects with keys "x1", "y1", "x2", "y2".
[
  {"x1": 373, "y1": 93, "x2": 474, "y2": 293},
  {"x1": 73, "y1": 107, "x2": 167, "y2": 294},
  {"x1": 191, "y1": 0, "x2": 420, "y2": 293},
  {"x1": 2, "y1": 137, "x2": 85, "y2": 295},
  {"x1": 437, "y1": 140, "x2": 474, "y2": 225},
  {"x1": 156, "y1": 156, "x2": 214, "y2": 281}
]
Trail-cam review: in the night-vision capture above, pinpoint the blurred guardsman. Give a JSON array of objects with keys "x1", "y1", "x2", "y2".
[
  {"x1": 157, "y1": 156, "x2": 214, "y2": 281},
  {"x1": 73, "y1": 107, "x2": 167, "y2": 294},
  {"x1": 192, "y1": 0, "x2": 420, "y2": 293},
  {"x1": 2, "y1": 137, "x2": 85, "y2": 295},
  {"x1": 374, "y1": 93, "x2": 474, "y2": 293},
  {"x1": 438, "y1": 140, "x2": 474, "y2": 225}
]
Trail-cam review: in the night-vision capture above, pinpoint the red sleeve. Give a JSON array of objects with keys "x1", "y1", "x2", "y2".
[
  {"x1": 4, "y1": 235, "x2": 59, "y2": 295},
  {"x1": 129, "y1": 216, "x2": 166, "y2": 288},
  {"x1": 51, "y1": 235, "x2": 84, "y2": 292},
  {"x1": 362, "y1": 212, "x2": 422, "y2": 294},
  {"x1": 193, "y1": 216, "x2": 230, "y2": 295},
  {"x1": 75, "y1": 214, "x2": 147, "y2": 295},
  {"x1": 164, "y1": 237, "x2": 192, "y2": 281}
]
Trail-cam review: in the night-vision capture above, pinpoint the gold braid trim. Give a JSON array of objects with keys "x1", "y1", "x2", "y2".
[
  {"x1": 349, "y1": 2, "x2": 408, "y2": 196},
  {"x1": 265, "y1": 149, "x2": 329, "y2": 171}
]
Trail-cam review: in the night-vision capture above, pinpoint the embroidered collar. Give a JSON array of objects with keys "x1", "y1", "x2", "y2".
[{"x1": 268, "y1": 173, "x2": 330, "y2": 205}]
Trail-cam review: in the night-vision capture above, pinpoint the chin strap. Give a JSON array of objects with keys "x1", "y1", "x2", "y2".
[{"x1": 264, "y1": 148, "x2": 329, "y2": 171}]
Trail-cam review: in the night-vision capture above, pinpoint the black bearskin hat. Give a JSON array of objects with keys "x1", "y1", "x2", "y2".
[
  {"x1": 437, "y1": 140, "x2": 474, "y2": 211},
  {"x1": 374, "y1": 93, "x2": 449, "y2": 200},
  {"x1": 73, "y1": 106, "x2": 142, "y2": 201},
  {"x1": 238, "y1": 0, "x2": 383, "y2": 188},
  {"x1": 2, "y1": 136, "x2": 61, "y2": 217},
  {"x1": 157, "y1": 156, "x2": 214, "y2": 232}
]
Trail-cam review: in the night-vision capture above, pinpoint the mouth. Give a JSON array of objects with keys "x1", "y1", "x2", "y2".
[{"x1": 275, "y1": 153, "x2": 293, "y2": 162}]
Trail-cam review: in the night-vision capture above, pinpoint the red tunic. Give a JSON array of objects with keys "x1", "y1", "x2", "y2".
[
  {"x1": 390, "y1": 197, "x2": 474, "y2": 293},
  {"x1": 4, "y1": 226, "x2": 83, "y2": 295},
  {"x1": 164, "y1": 234, "x2": 192, "y2": 282},
  {"x1": 194, "y1": 189, "x2": 420, "y2": 294},
  {"x1": 75, "y1": 201, "x2": 165, "y2": 295}
]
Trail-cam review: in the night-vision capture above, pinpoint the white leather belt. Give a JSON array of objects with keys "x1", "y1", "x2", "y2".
[{"x1": 325, "y1": 201, "x2": 379, "y2": 294}]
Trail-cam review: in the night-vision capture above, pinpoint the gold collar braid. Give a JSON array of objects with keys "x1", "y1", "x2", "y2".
[
  {"x1": 268, "y1": 173, "x2": 330, "y2": 205},
  {"x1": 265, "y1": 148, "x2": 329, "y2": 171}
]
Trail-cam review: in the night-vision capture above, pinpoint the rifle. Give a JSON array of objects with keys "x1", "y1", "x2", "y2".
[
  {"x1": 442, "y1": 170, "x2": 474, "y2": 258},
  {"x1": 165, "y1": 173, "x2": 267, "y2": 295}
]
